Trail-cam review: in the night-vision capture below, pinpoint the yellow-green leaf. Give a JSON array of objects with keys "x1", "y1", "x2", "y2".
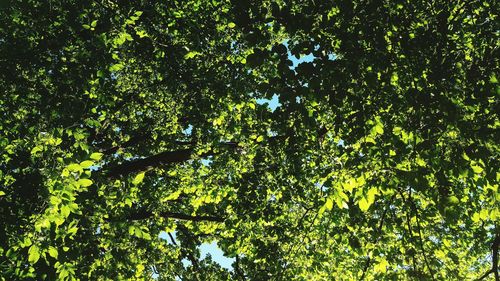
[
  {"x1": 359, "y1": 197, "x2": 371, "y2": 211},
  {"x1": 61, "y1": 205, "x2": 71, "y2": 217},
  {"x1": 90, "y1": 152, "x2": 104, "y2": 160},
  {"x1": 80, "y1": 160, "x2": 94, "y2": 169},
  {"x1": 31, "y1": 146, "x2": 43, "y2": 155},
  {"x1": 366, "y1": 187, "x2": 378, "y2": 204},
  {"x1": 78, "y1": 178, "x2": 93, "y2": 187},
  {"x1": 325, "y1": 198, "x2": 334, "y2": 210},
  {"x1": 67, "y1": 163, "x2": 81, "y2": 172},
  {"x1": 132, "y1": 172, "x2": 146, "y2": 185},
  {"x1": 48, "y1": 246, "x2": 58, "y2": 259},
  {"x1": 471, "y1": 164, "x2": 483, "y2": 174},
  {"x1": 416, "y1": 158, "x2": 426, "y2": 167},
  {"x1": 374, "y1": 258, "x2": 389, "y2": 273},
  {"x1": 28, "y1": 245, "x2": 40, "y2": 264},
  {"x1": 184, "y1": 51, "x2": 200, "y2": 59}
]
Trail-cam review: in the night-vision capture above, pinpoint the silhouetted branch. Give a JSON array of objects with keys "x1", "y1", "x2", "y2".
[
  {"x1": 105, "y1": 136, "x2": 285, "y2": 177},
  {"x1": 126, "y1": 209, "x2": 225, "y2": 222},
  {"x1": 360, "y1": 194, "x2": 395, "y2": 280},
  {"x1": 477, "y1": 230, "x2": 499, "y2": 281},
  {"x1": 107, "y1": 149, "x2": 194, "y2": 178}
]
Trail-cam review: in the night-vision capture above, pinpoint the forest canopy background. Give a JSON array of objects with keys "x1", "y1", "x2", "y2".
[{"x1": 0, "y1": 0, "x2": 498, "y2": 280}]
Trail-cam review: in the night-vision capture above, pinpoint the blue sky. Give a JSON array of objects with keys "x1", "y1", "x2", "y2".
[
  {"x1": 256, "y1": 44, "x2": 316, "y2": 110},
  {"x1": 158, "y1": 231, "x2": 234, "y2": 270}
]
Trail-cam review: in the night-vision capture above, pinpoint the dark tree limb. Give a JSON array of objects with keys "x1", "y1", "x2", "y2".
[
  {"x1": 105, "y1": 136, "x2": 286, "y2": 178},
  {"x1": 101, "y1": 132, "x2": 148, "y2": 155},
  {"x1": 126, "y1": 209, "x2": 225, "y2": 222},
  {"x1": 477, "y1": 230, "x2": 500, "y2": 281},
  {"x1": 477, "y1": 269, "x2": 494, "y2": 281},
  {"x1": 107, "y1": 148, "x2": 194, "y2": 178}
]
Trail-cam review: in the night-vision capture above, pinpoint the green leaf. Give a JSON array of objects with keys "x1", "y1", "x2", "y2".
[
  {"x1": 23, "y1": 237, "x2": 32, "y2": 247},
  {"x1": 184, "y1": 51, "x2": 200, "y2": 59},
  {"x1": 228, "y1": 22, "x2": 236, "y2": 28},
  {"x1": 358, "y1": 198, "x2": 371, "y2": 212},
  {"x1": 61, "y1": 205, "x2": 71, "y2": 217},
  {"x1": 471, "y1": 164, "x2": 483, "y2": 174},
  {"x1": 67, "y1": 163, "x2": 82, "y2": 172},
  {"x1": 366, "y1": 187, "x2": 378, "y2": 204},
  {"x1": 0, "y1": 191, "x2": 5, "y2": 196},
  {"x1": 91, "y1": 20, "x2": 97, "y2": 27},
  {"x1": 48, "y1": 246, "x2": 58, "y2": 259},
  {"x1": 31, "y1": 146, "x2": 43, "y2": 155},
  {"x1": 78, "y1": 178, "x2": 93, "y2": 187},
  {"x1": 325, "y1": 198, "x2": 334, "y2": 210},
  {"x1": 136, "y1": 30, "x2": 148, "y2": 38},
  {"x1": 80, "y1": 160, "x2": 94, "y2": 169},
  {"x1": 68, "y1": 226, "x2": 78, "y2": 235},
  {"x1": 109, "y1": 63, "x2": 124, "y2": 72},
  {"x1": 141, "y1": 231, "x2": 151, "y2": 240},
  {"x1": 90, "y1": 152, "x2": 104, "y2": 160},
  {"x1": 374, "y1": 258, "x2": 389, "y2": 273},
  {"x1": 134, "y1": 227, "x2": 142, "y2": 237},
  {"x1": 132, "y1": 172, "x2": 145, "y2": 185},
  {"x1": 28, "y1": 245, "x2": 40, "y2": 264}
]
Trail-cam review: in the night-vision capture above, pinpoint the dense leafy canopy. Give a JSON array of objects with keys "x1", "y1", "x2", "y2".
[{"x1": 0, "y1": 0, "x2": 499, "y2": 280}]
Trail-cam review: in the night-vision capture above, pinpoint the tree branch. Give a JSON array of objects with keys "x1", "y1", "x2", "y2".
[
  {"x1": 101, "y1": 133, "x2": 148, "y2": 155},
  {"x1": 235, "y1": 255, "x2": 247, "y2": 280},
  {"x1": 360, "y1": 194, "x2": 395, "y2": 280},
  {"x1": 477, "y1": 230, "x2": 499, "y2": 281},
  {"x1": 107, "y1": 148, "x2": 194, "y2": 178},
  {"x1": 477, "y1": 269, "x2": 493, "y2": 281},
  {"x1": 105, "y1": 136, "x2": 286, "y2": 178},
  {"x1": 407, "y1": 187, "x2": 436, "y2": 281},
  {"x1": 126, "y1": 209, "x2": 225, "y2": 222}
]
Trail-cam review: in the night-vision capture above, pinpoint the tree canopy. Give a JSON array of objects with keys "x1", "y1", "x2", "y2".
[{"x1": 0, "y1": 0, "x2": 498, "y2": 280}]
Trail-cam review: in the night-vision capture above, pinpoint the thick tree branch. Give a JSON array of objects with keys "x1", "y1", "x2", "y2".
[
  {"x1": 105, "y1": 136, "x2": 286, "y2": 178},
  {"x1": 477, "y1": 269, "x2": 494, "y2": 281},
  {"x1": 101, "y1": 133, "x2": 148, "y2": 155},
  {"x1": 126, "y1": 209, "x2": 225, "y2": 222},
  {"x1": 107, "y1": 148, "x2": 194, "y2": 178}
]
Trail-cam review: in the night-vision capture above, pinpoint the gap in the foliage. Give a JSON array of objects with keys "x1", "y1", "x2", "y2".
[{"x1": 159, "y1": 231, "x2": 235, "y2": 271}]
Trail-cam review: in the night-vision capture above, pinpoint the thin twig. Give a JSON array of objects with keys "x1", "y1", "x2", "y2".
[
  {"x1": 360, "y1": 193, "x2": 396, "y2": 280},
  {"x1": 408, "y1": 188, "x2": 436, "y2": 280}
]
